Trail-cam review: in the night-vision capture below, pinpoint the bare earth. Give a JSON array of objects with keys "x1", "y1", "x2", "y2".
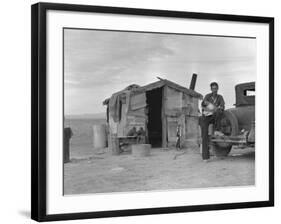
[{"x1": 64, "y1": 146, "x2": 255, "y2": 195}]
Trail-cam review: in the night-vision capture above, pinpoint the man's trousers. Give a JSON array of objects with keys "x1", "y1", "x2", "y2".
[{"x1": 200, "y1": 110, "x2": 223, "y2": 160}]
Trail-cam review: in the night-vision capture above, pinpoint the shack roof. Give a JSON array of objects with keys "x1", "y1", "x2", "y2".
[
  {"x1": 133, "y1": 79, "x2": 202, "y2": 98},
  {"x1": 103, "y1": 79, "x2": 202, "y2": 105}
]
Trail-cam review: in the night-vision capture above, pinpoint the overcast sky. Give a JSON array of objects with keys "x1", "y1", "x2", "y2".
[{"x1": 64, "y1": 29, "x2": 256, "y2": 115}]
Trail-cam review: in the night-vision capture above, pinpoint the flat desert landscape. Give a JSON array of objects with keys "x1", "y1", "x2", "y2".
[{"x1": 64, "y1": 118, "x2": 255, "y2": 195}]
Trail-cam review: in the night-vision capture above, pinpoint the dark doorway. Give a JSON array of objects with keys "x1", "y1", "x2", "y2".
[{"x1": 146, "y1": 87, "x2": 163, "y2": 147}]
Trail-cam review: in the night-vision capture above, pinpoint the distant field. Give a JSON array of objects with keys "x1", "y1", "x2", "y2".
[{"x1": 65, "y1": 118, "x2": 107, "y2": 158}]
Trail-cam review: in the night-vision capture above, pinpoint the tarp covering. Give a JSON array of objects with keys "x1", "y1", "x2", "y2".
[
  {"x1": 130, "y1": 93, "x2": 146, "y2": 110},
  {"x1": 108, "y1": 91, "x2": 130, "y2": 122},
  {"x1": 108, "y1": 94, "x2": 122, "y2": 122},
  {"x1": 117, "y1": 102, "x2": 128, "y2": 137},
  {"x1": 127, "y1": 108, "x2": 146, "y2": 118},
  {"x1": 108, "y1": 115, "x2": 117, "y2": 134}
]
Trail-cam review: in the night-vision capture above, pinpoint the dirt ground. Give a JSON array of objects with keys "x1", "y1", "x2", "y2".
[{"x1": 64, "y1": 146, "x2": 255, "y2": 195}]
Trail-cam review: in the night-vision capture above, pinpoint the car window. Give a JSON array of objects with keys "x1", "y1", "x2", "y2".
[{"x1": 244, "y1": 89, "x2": 255, "y2": 96}]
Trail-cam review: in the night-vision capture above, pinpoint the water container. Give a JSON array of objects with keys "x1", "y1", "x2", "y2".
[{"x1": 93, "y1": 124, "x2": 107, "y2": 149}]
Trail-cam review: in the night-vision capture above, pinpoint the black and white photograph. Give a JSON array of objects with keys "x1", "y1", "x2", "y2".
[
  {"x1": 30, "y1": 2, "x2": 274, "y2": 221},
  {"x1": 63, "y1": 28, "x2": 256, "y2": 195},
  {"x1": 0, "y1": 0, "x2": 279, "y2": 223}
]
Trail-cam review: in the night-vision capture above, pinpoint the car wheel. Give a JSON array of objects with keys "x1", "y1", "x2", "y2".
[
  {"x1": 210, "y1": 111, "x2": 238, "y2": 157},
  {"x1": 219, "y1": 110, "x2": 239, "y2": 136}
]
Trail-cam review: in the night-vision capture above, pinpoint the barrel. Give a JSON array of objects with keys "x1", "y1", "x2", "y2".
[
  {"x1": 132, "y1": 144, "x2": 151, "y2": 157},
  {"x1": 93, "y1": 124, "x2": 107, "y2": 149}
]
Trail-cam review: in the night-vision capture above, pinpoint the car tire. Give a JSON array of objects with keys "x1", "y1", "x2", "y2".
[
  {"x1": 223, "y1": 110, "x2": 239, "y2": 136},
  {"x1": 211, "y1": 110, "x2": 239, "y2": 157}
]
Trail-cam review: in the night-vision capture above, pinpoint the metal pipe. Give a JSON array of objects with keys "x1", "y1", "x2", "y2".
[{"x1": 189, "y1": 73, "x2": 197, "y2": 90}]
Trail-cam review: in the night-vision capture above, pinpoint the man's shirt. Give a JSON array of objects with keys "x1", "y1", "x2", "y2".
[{"x1": 202, "y1": 93, "x2": 225, "y2": 110}]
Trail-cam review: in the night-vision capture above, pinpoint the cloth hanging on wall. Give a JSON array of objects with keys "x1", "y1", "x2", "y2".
[{"x1": 108, "y1": 94, "x2": 122, "y2": 122}]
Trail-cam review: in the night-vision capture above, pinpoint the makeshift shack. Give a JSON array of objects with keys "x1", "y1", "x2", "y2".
[{"x1": 103, "y1": 78, "x2": 203, "y2": 154}]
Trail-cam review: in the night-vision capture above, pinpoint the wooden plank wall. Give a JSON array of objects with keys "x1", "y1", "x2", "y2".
[{"x1": 165, "y1": 86, "x2": 200, "y2": 147}]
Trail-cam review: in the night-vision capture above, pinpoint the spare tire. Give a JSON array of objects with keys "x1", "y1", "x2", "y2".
[
  {"x1": 211, "y1": 110, "x2": 239, "y2": 157},
  {"x1": 221, "y1": 110, "x2": 239, "y2": 136}
]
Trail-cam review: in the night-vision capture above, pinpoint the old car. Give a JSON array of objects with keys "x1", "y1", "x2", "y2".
[{"x1": 210, "y1": 82, "x2": 255, "y2": 157}]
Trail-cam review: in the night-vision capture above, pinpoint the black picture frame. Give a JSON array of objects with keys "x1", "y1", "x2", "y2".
[{"x1": 31, "y1": 2, "x2": 274, "y2": 222}]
